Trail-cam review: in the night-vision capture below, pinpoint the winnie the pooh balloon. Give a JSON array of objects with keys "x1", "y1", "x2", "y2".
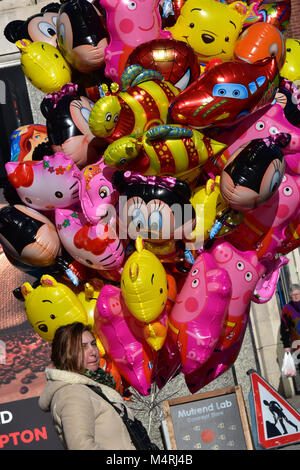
[
  {"x1": 167, "y1": 0, "x2": 252, "y2": 63},
  {"x1": 21, "y1": 274, "x2": 88, "y2": 341}
]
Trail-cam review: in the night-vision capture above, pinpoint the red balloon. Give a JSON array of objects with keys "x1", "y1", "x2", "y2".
[
  {"x1": 168, "y1": 56, "x2": 279, "y2": 129},
  {"x1": 126, "y1": 39, "x2": 200, "y2": 90}
]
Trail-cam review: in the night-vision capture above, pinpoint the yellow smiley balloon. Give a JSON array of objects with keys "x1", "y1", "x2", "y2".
[
  {"x1": 16, "y1": 39, "x2": 72, "y2": 93},
  {"x1": 121, "y1": 237, "x2": 168, "y2": 324},
  {"x1": 89, "y1": 93, "x2": 122, "y2": 138},
  {"x1": 21, "y1": 274, "x2": 88, "y2": 342},
  {"x1": 280, "y1": 38, "x2": 300, "y2": 82}
]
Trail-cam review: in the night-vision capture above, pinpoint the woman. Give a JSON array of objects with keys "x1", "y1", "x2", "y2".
[
  {"x1": 280, "y1": 284, "x2": 300, "y2": 354},
  {"x1": 39, "y1": 322, "x2": 143, "y2": 450}
]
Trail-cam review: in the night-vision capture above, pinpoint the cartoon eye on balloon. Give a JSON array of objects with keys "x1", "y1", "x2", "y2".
[{"x1": 4, "y1": 3, "x2": 61, "y2": 47}]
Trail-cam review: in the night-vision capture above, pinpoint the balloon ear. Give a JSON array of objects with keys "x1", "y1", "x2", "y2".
[
  {"x1": 205, "y1": 179, "x2": 215, "y2": 195},
  {"x1": 41, "y1": 3, "x2": 61, "y2": 13},
  {"x1": 15, "y1": 38, "x2": 32, "y2": 52},
  {"x1": 21, "y1": 282, "x2": 34, "y2": 298},
  {"x1": 4, "y1": 20, "x2": 26, "y2": 43},
  {"x1": 230, "y1": 1, "x2": 248, "y2": 17},
  {"x1": 112, "y1": 170, "x2": 126, "y2": 193},
  {"x1": 40, "y1": 274, "x2": 58, "y2": 287},
  {"x1": 135, "y1": 237, "x2": 144, "y2": 253},
  {"x1": 40, "y1": 97, "x2": 55, "y2": 119}
]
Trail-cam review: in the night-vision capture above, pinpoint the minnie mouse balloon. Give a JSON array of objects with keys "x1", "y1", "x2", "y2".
[{"x1": 220, "y1": 134, "x2": 288, "y2": 211}]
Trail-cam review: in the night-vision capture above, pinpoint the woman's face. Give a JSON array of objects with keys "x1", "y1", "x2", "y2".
[
  {"x1": 291, "y1": 290, "x2": 300, "y2": 301},
  {"x1": 81, "y1": 330, "x2": 100, "y2": 371}
]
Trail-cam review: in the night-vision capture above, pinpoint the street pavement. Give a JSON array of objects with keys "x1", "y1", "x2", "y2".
[{"x1": 279, "y1": 394, "x2": 300, "y2": 450}]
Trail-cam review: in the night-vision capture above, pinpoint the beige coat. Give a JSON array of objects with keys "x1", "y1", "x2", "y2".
[{"x1": 39, "y1": 368, "x2": 136, "y2": 450}]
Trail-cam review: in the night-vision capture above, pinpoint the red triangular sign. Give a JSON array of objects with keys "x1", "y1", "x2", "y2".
[{"x1": 249, "y1": 371, "x2": 300, "y2": 449}]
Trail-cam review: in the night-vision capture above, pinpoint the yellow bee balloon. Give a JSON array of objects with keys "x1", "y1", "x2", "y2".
[
  {"x1": 16, "y1": 39, "x2": 72, "y2": 93},
  {"x1": 280, "y1": 38, "x2": 300, "y2": 82},
  {"x1": 121, "y1": 238, "x2": 168, "y2": 324},
  {"x1": 21, "y1": 274, "x2": 88, "y2": 342},
  {"x1": 77, "y1": 280, "x2": 106, "y2": 357}
]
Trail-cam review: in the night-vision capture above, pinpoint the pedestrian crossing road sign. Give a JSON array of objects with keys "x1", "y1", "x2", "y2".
[{"x1": 248, "y1": 370, "x2": 300, "y2": 449}]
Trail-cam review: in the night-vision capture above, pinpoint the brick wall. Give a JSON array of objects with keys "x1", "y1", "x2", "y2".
[{"x1": 286, "y1": 0, "x2": 300, "y2": 38}]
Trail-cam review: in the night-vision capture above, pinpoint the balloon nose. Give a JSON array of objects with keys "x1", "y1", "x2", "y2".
[{"x1": 202, "y1": 33, "x2": 215, "y2": 44}]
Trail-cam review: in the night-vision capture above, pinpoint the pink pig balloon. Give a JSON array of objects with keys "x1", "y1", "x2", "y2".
[
  {"x1": 5, "y1": 152, "x2": 80, "y2": 211},
  {"x1": 94, "y1": 284, "x2": 157, "y2": 395},
  {"x1": 98, "y1": 0, "x2": 171, "y2": 82},
  {"x1": 168, "y1": 251, "x2": 232, "y2": 376},
  {"x1": 55, "y1": 208, "x2": 125, "y2": 272},
  {"x1": 185, "y1": 241, "x2": 265, "y2": 393},
  {"x1": 74, "y1": 158, "x2": 119, "y2": 224}
]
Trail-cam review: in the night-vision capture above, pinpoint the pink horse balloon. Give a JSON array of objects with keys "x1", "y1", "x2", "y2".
[
  {"x1": 185, "y1": 241, "x2": 265, "y2": 393},
  {"x1": 98, "y1": 0, "x2": 171, "y2": 82},
  {"x1": 168, "y1": 251, "x2": 232, "y2": 376},
  {"x1": 94, "y1": 284, "x2": 156, "y2": 395},
  {"x1": 74, "y1": 159, "x2": 119, "y2": 224}
]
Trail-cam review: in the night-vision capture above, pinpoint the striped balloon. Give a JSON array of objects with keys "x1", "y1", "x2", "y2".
[
  {"x1": 103, "y1": 125, "x2": 227, "y2": 180},
  {"x1": 89, "y1": 79, "x2": 180, "y2": 142}
]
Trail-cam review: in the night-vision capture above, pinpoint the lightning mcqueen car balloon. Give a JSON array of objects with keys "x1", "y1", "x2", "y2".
[{"x1": 168, "y1": 56, "x2": 279, "y2": 129}]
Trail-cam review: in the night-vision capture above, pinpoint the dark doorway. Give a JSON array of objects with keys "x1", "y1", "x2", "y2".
[{"x1": 0, "y1": 65, "x2": 33, "y2": 185}]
